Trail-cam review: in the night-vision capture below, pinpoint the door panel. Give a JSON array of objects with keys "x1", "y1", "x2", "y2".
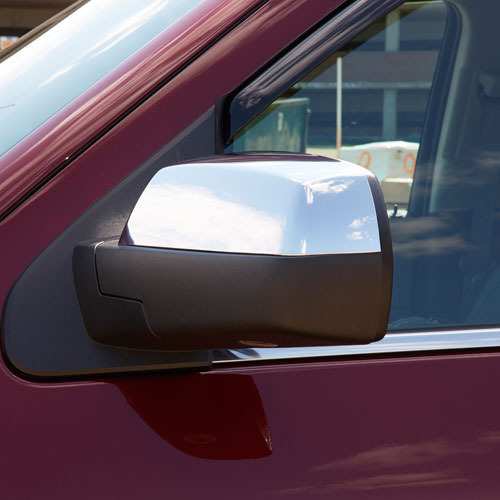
[{"x1": 1, "y1": 355, "x2": 499, "y2": 498}]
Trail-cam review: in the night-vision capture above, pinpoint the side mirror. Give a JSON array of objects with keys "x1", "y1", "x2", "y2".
[{"x1": 73, "y1": 154, "x2": 392, "y2": 350}]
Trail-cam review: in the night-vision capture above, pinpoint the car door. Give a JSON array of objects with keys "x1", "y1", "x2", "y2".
[
  {"x1": 218, "y1": 0, "x2": 500, "y2": 496},
  {"x1": 2, "y1": 0, "x2": 500, "y2": 498}
]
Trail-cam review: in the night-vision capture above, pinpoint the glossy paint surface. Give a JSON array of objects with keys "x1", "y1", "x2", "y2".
[
  {"x1": 2, "y1": 0, "x2": 500, "y2": 497},
  {"x1": 1, "y1": 354, "x2": 500, "y2": 498},
  {"x1": 0, "y1": 0, "x2": 203, "y2": 157},
  {"x1": 0, "y1": 0, "x2": 266, "y2": 218},
  {"x1": 126, "y1": 159, "x2": 380, "y2": 255},
  {"x1": 0, "y1": 0, "x2": 346, "y2": 309}
]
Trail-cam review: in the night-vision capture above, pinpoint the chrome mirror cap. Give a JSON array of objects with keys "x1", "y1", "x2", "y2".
[
  {"x1": 73, "y1": 154, "x2": 392, "y2": 352},
  {"x1": 123, "y1": 156, "x2": 381, "y2": 256}
]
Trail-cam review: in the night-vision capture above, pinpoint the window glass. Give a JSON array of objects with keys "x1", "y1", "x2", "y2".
[
  {"x1": 0, "y1": 0, "x2": 203, "y2": 157},
  {"x1": 228, "y1": 1, "x2": 500, "y2": 331},
  {"x1": 230, "y1": 1, "x2": 447, "y2": 217}
]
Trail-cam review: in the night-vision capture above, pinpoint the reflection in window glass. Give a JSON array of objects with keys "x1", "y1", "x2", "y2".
[{"x1": 0, "y1": 0, "x2": 203, "y2": 157}]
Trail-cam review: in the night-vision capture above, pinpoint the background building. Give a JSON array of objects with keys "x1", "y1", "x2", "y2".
[{"x1": 296, "y1": 2, "x2": 447, "y2": 146}]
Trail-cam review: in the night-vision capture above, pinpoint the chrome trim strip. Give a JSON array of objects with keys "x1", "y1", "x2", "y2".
[{"x1": 213, "y1": 328, "x2": 500, "y2": 363}]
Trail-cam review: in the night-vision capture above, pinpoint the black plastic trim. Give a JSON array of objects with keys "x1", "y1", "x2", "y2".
[
  {"x1": 1, "y1": 109, "x2": 216, "y2": 379},
  {"x1": 367, "y1": 174, "x2": 393, "y2": 338},
  {"x1": 73, "y1": 239, "x2": 391, "y2": 350}
]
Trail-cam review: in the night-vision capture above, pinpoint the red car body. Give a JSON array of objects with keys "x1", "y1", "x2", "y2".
[{"x1": 1, "y1": 0, "x2": 500, "y2": 498}]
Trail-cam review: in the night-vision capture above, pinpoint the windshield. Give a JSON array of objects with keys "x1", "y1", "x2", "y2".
[{"x1": 0, "y1": 0, "x2": 202, "y2": 157}]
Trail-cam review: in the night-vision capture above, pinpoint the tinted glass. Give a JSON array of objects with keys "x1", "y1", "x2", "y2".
[
  {"x1": 230, "y1": 1, "x2": 447, "y2": 216},
  {"x1": 228, "y1": 1, "x2": 500, "y2": 331}
]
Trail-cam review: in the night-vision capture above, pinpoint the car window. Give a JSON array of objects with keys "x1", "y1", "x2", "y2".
[
  {"x1": 227, "y1": 0, "x2": 500, "y2": 332},
  {"x1": 229, "y1": 1, "x2": 447, "y2": 215},
  {"x1": 0, "y1": 0, "x2": 203, "y2": 157}
]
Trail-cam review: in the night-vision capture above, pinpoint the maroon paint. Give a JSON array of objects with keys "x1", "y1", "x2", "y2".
[
  {"x1": 0, "y1": 355, "x2": 500, "y2": 498},
  {"x1": 0, "y1": 0, "x2": 265, "y2": 217},
  {"x1": 1, "y1": 0, "x2": 499, "y2": 498},
  {"x1": 0, "y1": 0, "x2": 345, "y2": 308},
  {"x1": 117, "y1": 374, "x2": 272, "y2": 460}
]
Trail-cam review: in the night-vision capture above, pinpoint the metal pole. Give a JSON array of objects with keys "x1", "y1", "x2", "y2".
[
  {"x1": 336, "y1": 57, "x2": 342, "y2": 157},
  {"x1": 383, "y1": 10, "x2": 400, "y2": 141}
]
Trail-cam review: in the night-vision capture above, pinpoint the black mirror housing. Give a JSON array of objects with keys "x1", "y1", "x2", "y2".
[{"x1": 74, "y1": 154, "x2": 392, "y2": 350}]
